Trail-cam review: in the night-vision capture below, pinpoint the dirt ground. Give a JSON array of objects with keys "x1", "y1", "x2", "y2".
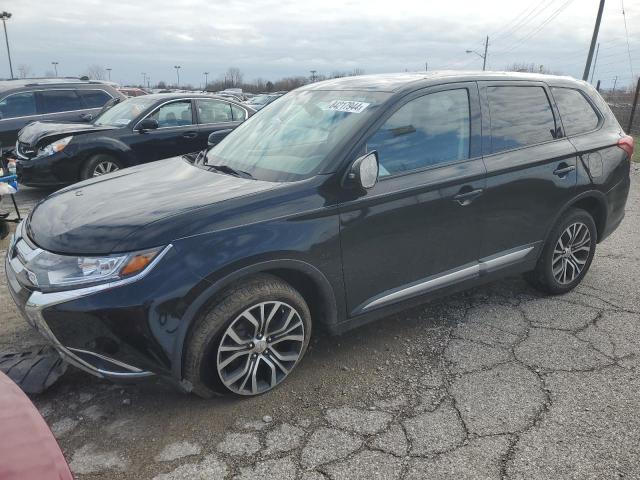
[{"x1": 1, "y1": 165, "x2": 639, "y2": 479}]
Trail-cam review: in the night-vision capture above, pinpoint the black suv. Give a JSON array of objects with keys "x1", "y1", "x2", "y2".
[
  {"x1": 0, "y1": 78, "x2": 123, "y2": 151},
  {"x1": 6, "y1": 72, "x2": 632, "y2": 397},
  {"x1": 15, "y1": 93, "x2": 253, "y2": 187}
]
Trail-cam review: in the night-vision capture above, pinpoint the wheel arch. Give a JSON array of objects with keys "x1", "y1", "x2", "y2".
[
  {"x1": 546, "y1": 190, "x2": 608, "y2": 244},
  {"x1": 171, "y1": 259, "x2": 339, "y2": 383}
]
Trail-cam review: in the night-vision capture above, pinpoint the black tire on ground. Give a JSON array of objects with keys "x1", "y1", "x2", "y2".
[
  {"x1": 80, "y1": 153, "x2": 122, "y2": 180},
  {"x1": 183, "y1": 274, "x2": 312, "y2": 398},
  {"x1": 525, "y1": 208, "x2": 597, "y2": 295}
]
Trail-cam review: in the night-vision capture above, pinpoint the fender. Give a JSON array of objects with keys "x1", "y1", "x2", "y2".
[
  {"x1": 170, "y1": 258, "x2": 339, "y2": 381},
  {"x1": 74, "y1": 136, "x2": 138, "y2": 169}
]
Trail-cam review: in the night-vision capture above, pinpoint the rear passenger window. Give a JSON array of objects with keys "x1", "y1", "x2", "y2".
[
  {"x1": 78, "y1": 90, "x2": 112, "y2": 108},
  {"x1": 0, "y1": 92, "x2": 36, "y2": 119},
  {"x1": 36, "y1": 90, "x2": 84, "y2": 114},
  {"x1": 366, "y1": 89, "x2": 470, "y2": 176},
  {"x1": 551, "y1": 87, "x2": 599, "y2": 136},
  {"x1": 231, "y1": 104, "x2": 247, "y2": 121},
  {"x1": 487, "y1": 86, "x2": 556, "y2": 154},
  {"x1": 196, "y1": 99, "x2": 233, "y2": 124}
]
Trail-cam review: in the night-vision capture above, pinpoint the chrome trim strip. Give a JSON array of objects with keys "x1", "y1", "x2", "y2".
[
  {"x1": 356, "y1": 245, "x2": 536, "y2": 313},
  {"x1": 479, "y1": 245, "x2": 534, "y2": 275},
  {"x1": 358, "y1": 264, "x2": 479, "y2": 313}
]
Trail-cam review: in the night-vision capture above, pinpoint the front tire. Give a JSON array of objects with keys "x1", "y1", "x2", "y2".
[
  {"x1": 183, "y1": 274, "x2": 312, "y2": 398},
  {"x1": 525, "y1": 208, "x2": 597, "y2": 294},
  {"x1": 80, "y1": 154, "x2": 122, "y2": 180}
]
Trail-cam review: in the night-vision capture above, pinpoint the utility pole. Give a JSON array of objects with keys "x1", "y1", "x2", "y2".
[
  {"x1": 590, "y1": 42, "x2": 600, "y2": 83},
  {"x1": 612, "y1": 75, "x2": 618, "y2": 93},
  {"x1": 1, "y1": 12, "x2": 13, "y2": 79},
  {"x1": 51, "y1": 61, "x2": 58, "y2": 77},
  {"x1": 425, "y1": 61, "x2": 428, "y2": 71},
  {"x1": 106, "y1": 67, "x2": 111, "y2": 81},
  {"x1": 466, "y1": 36, "x2": 489, "y2": 71},
  {"x1": 141, "y1": 72, "x2": 147, "y2": 88},
  {"x1": 583, "y1": 0, "x2": 605, "y2": 81},
  {"x1": 203, "y1": 71, "x2": 209, "y2": 90},
  {"x1": 310, "y1": 70, "x2": 317, "y2": 82},
  {"x1": 174, "y1": 65, "x2": 181, "y2": 87}
]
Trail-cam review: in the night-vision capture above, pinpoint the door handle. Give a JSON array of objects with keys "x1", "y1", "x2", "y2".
[
  {"x1": 182, "y1": 131, "x2": 198, "y2": 139},
  {"x1": 553, "y1": 164, "x2": 576, "y2": 177},
  {"x1": 453, "y1": 188, "x2": 483, "y2": 206}
]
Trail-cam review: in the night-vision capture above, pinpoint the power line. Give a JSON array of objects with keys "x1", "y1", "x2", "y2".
[
  {"x1": 491, "y1": 0, "x2": 558, "y2": 45},
  {"x1": 492, "y1": 0, "x2": 576, "y2": 57},
  {"x1": 621, "y1": 0, "x2": 635, "y2": 79}
]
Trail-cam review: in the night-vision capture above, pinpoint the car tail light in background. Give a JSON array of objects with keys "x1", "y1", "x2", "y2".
[{"x1": 617, "y1": 135, "x2": 634, "y2": 159}]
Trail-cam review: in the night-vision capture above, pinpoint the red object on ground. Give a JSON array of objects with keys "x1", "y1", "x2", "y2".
[{"x1": 0, "y1": 371, "x2": 73, "y2": 480}]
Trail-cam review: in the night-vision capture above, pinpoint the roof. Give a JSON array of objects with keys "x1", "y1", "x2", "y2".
[
  {"x1": 0, "y1": 77, "x2": 114, "y2": 93},
  {"x1": 300, "y1": 71, "x2": 585, "y2": 93}
]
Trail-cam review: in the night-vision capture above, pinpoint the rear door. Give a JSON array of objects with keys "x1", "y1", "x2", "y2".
[
  {"x1": 339, "y1": 83, "x2": 486, "y2": 316},
  {"x1": 194, "y1": 98, "x2": 243, "y2": 148},
  {"x1": 35, "y1": 89, "x2": 89, "y2": 123},
  {"x1": 478, "y1": 81, "x2": 578, "y2": 258}
]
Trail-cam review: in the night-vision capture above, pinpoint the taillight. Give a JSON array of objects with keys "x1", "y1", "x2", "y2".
[{"x1": 618, "y1": 135, "x2": 634, "y2": 159}]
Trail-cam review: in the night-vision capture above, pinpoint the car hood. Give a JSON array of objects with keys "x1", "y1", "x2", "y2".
[
  {"x1": 18, "y1": 121, "x2": 116, "y2": 146},
  {"x1": 27, "y1": 157, "x2": 278, "y2": 254}
]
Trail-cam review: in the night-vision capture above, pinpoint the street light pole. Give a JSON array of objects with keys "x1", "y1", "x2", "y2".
[
  {"x1": 0, "y1": 11, "x2": 14, "y2": 79},
  {"x1": 141, "y1": 72, "x2": 147, "y2": 88},
  {"x1": 174, "y1": 65, "x2": 181, "y2": 88},
  {"x1": 51, "y1": 61, "x2": 58, "y2": 77},
  {"x1": 466, "y1": 36, "x2": 489, "y2": 71},
  {"x1": 106, "y1": 68, "x2": 111, "y2": 81},
  {"x1": 203, "y1": 71, "x2": 209, "y2": 90}
]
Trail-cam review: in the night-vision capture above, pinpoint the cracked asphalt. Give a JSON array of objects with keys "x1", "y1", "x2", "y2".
[{"x1": 1, "y1": 165, "x2": 639, "y2": 479}]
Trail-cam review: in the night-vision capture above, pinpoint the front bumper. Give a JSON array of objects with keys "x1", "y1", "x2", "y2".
[
  {"x1": 16, "y1": 151, "x2": 73, "y2": 188},
  {"x1": 5, "y1": 222, "x2": 155, "y2": 380}
]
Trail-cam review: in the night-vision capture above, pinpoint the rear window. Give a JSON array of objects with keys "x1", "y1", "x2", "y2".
[
  {"x1": 36, "y1": 90, "x2": 83, "y2": 114},
  {"x1": 0, "y1": 91, "x2": 36, "y2": 119},
  {"x1": 78, "y1": 89, "x2": 112, "y2": 108},
  {"x1": 487, "y1": 86, "x2": 557, "y2": 154},
  {"x1": 551, "y1": 87, "x2": 600, "y2": 136}
]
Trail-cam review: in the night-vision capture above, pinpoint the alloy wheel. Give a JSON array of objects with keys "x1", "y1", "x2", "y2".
[
  {"x1": 552, "y1": 222, "x2": 591, "y2": 285},
  {"x1": 92, "y1": 161, "x2": 119, "y2": 176},
  {"x1": 216, "y1": 301, "x2": 305, "y2": 395}
]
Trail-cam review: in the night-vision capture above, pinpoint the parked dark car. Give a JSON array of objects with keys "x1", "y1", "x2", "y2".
[
  {"x1": 14, "y1": 93, "x2": 253, "y2": 186},
  {"x1": 245, "y1": 93, "x2": 283, "y2": 111},
  {"x1": 118, "y1": 87, "x2": 148, "y2": 97},
  {"x1": 0, "y1": 78, "x2": 124, "y2": 152},
  {"x1": 5, "y1": 72, "x2": 632, "y2": 397}
]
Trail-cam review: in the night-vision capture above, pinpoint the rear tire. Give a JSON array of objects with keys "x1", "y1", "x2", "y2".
[
  {"x1": 183, "y1": 274, "x2": 312, "y2": 398},
  {"x1": 525, "y1": 208, "x2": 597, "y2": 294},
  {"x1": 80, "y1": 154, "x2": 122, "y2": 180}
]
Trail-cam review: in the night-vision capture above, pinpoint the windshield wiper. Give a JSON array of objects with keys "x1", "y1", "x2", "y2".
[{"x1": 206, "y1": 163, "x2": 253, "y2": 179}]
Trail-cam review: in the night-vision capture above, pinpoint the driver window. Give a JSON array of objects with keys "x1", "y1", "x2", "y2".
[
  {"x1": 367, "y1": 89, "x2": 470, "y2": 177},
  {"x1": 149, "y1": 100, "x2": 193, "y2": 127}
]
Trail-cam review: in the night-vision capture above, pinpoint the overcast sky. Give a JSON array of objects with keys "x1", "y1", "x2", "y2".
[{"x1": 6, "y1": 0, "x2": 640, "y2": 89}]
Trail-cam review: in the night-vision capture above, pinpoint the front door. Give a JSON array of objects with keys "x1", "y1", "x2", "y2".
[
  {"x1": 129, "y1": 99, "x2": 200, "y2": 163},
  {"x1": 339, "y1": 83, "x2": 486, "y2": 316}
]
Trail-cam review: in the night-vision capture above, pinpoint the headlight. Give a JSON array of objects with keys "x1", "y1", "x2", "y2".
[
  {"x1": 36, "y1": 136, "x2": 73, "y2": 158},
  {"x1": 22, "y1": 245, "x2": 166, "y2": 291}
]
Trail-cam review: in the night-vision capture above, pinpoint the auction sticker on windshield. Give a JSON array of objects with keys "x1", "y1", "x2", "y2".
[{"x1": 326, "y1": 100, "x2": 370, "y2": 113}]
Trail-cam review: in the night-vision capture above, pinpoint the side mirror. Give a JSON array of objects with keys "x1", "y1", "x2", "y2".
[
  {"x1": 208, "y1": 129, "x2": 234, "y2": 148},
  {"x1": 137, "y1": 118, "x2": 159, "y2": 132},
  {"x1": 348, "y1": 151, "x2": 379, "y2": 190},
  {"x1": 79, "y1": 113, "x2": 93, "y2": 122}
]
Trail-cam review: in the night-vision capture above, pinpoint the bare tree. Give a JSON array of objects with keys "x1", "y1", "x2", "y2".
[
  {"x1": 17, "y1": 64, "x2": 32, "y2": 78},
  {"x1": 44, "y1": 70, "x2": 56, "y2": 77},
  {"x1": 505, "y1": 62, "x2": 551, "y2": 74},
  {"x1": 224, "y1": 67, "x2": 244, "y2": 88},
  {"x1": 84, "y1": 64, "x2": 106, "y2": 80}
]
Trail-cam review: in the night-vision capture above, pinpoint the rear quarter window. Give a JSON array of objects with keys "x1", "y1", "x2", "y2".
[
  {"x1": 551, "y1": 87, "x2": 600, "y2": 136},
  {"x1": 487, "y1": 86, "x2": 557, "y2": 154},
  {"x1": 78, "y1": 89, "x2": 112, "y2": 108}
]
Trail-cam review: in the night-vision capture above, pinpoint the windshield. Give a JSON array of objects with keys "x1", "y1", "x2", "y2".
[
  {"x1": 206, "y1": 90, "x2": 390, "y2": 182},
  {"x1": 93, "y1": 97, "x2": 157, "y2": 127}
]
